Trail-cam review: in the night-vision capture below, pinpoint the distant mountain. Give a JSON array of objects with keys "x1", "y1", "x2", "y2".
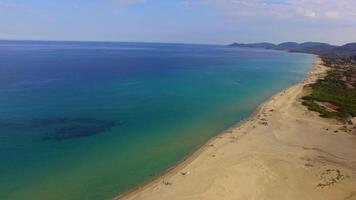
[
  {"x1": 338, "y1": 43, "x2": 356, "y2": 51},
  {"x1": 297, "y1": 42, "x2": 336, "y2": 49},
  {"x1": 229, "y1": 42, "x2": 276, "y2": 49},
  {"x1": 276, "y1": 42, "x2": 299, "y2": 50},
  {"x1": 289, "y1": 42, "x2": 337, "y2": 55},
  {"x1": 277, "y1": 42, "x2": 336, "y2": 52},
  {"x1": 229, "y1": 42, "x2": 336, "y2": 51},
  {"x1": 228, "y1": 41, "x2": 356, "y2": 59}
]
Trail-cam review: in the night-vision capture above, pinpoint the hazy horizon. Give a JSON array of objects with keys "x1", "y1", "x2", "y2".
[
  {"x1": 0, "y1": 38, "x2": 351, "y2": 47},
  {"x1": 1, "y1": 0, "x2": 356, "y2": 45}
]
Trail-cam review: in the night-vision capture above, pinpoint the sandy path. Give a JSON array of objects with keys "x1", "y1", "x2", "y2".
[{"x1": 117, "y1": 58, "x2": 356, "y2": 200}]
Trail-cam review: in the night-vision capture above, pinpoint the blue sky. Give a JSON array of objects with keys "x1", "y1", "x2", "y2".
[{"x1": 1, "y1": 0, "x2": 356, "y2": 45}]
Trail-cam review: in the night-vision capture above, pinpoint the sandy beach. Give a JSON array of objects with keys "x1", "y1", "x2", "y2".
[{"x1": 117, "y1": 58, "x2": 356, "y2": 200}]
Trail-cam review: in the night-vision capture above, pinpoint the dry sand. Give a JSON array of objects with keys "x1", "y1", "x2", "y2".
[{"x1": 117, "y1": 58, "x2": 356, "y2": 200}]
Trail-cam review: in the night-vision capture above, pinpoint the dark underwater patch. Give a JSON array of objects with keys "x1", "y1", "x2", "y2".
[
  {"x1": 43, "y1": 124, "x2": 111, "y2": 141},
  {"x1": 0, "y1": 117, "x2": 118, "y2": 141}
]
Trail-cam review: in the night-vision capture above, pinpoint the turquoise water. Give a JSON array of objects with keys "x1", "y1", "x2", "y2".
[{"x1": 0, "y1": 41, "x2": 315, "y2": 200}]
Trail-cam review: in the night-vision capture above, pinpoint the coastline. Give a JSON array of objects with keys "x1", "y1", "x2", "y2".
[{"x1": 115, "y1": 57, "x2": 356, "y2": 200}]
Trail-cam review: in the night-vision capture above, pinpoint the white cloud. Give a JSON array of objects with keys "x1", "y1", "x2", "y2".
[
  {"x1": 325, "y1": 11, "x2": 340, "y2": 19},
  {"x1": 176, "y1": 0, "x2": 356, "y2": 44},
  {"x1": 182, "y1": 0, "x2": 356, "y2": 22},
  {"x1": 305, "y1": 11, "x2": 316, "y2": 18},
  {"x1": 295, "y1": 7, "x2": 317, "y2": 18}
]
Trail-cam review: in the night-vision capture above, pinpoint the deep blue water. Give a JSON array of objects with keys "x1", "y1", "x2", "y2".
[{"x1": 0, "y1": 41, "x2": 314, "y2": 200}]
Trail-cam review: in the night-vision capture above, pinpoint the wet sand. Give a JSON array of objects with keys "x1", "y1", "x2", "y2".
[{"x1": 116, "y1": 58, "x2": 356, "y2": 200}]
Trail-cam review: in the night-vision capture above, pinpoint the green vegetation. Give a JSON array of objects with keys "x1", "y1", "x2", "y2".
[
  {"x1": 228, "y1": 41, "x2": 356, "y2": 122},
  {"x1": 301, "y1": 100, "x2": 345, "y2": 119},
  {"x1": 302, "y1": 59, "x2": 356, "y2": 121}
]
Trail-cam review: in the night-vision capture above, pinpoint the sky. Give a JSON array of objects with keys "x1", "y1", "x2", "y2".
[{"x1": 1, "y1": 0, "x2": 356, "y2": 45}]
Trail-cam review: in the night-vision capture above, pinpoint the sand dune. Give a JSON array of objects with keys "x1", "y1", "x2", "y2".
[{"x1": 117, "y1": 58, "x2": 356, "y2": 200}]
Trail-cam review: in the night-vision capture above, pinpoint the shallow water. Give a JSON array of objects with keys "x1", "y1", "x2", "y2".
[{"x1": 0, "y1": 41, "x2": 314, "y2": 200}]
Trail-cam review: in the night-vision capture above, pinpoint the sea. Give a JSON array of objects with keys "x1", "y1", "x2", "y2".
[{"x1": 0, "y1": 41, "x2": 315, "y2": 200}]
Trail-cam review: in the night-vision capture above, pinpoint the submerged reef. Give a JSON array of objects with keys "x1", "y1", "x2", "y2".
[{"x1": 0, "y1": 117, "x2": 118, "y2": 141}]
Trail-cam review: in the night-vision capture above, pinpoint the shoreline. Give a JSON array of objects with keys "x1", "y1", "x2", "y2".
[{"x1": 115, "y1": 57, "x2": 356, "y2": 200}]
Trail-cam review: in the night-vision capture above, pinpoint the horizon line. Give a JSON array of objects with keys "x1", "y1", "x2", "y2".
[{"x1": 1, "y1": 38, "x2": 353, "y2": 47}]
